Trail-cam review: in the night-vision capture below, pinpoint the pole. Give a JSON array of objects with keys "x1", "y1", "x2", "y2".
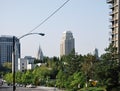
[
  {"x1": 12, "y1": 36, "x2": 16, "y2": 91},
  {"x1": 12, "y1": 33, "x2": 45, "y2": 91}
]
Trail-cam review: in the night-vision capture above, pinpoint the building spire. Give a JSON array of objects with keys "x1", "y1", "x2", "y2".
[{"x1": 37, "y1": 45, "x2": 43, "y2": 61}]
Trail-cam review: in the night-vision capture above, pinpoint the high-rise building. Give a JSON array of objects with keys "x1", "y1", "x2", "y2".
[
  {"x1": 107, "y1": 0, "x2": 120, "y2": 60},
  {"x1": 93, "y1": 48, "x2": 99, "y2": 60},
  {"x1": 60, "y1": 31, "x2": 75, "y2": 57},
  {"x1": 37, "y1": 45, "x2": 44, "y2": 61},
  {"x1": 0, "y1": 35, "x2": 20, "y2": 69}
]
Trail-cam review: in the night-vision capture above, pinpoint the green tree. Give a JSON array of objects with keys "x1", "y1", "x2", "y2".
[
  {"x1": 21, "y1": 70, "x2": 33, "y2": 85},
  {"x1": 94, "y1": 57, "x2": 119, "y2": 89},
  {"x1": 3, "y1": 62, "x2": 12, "y2": 70},
  {"x1": 0, "y1": 62, "x2": 12, "y2": 74},
  {"x1": 93, "y1": 44, "x2": 120, "y2": 90},
  {"x1": 32, "y1": 66, "x2": 51, "y2": 86},
  {"x1": 4, "y1": 73, "x2": 13, "y2": 85},
  {"x1": 69, "y1": 72, "x2": 86, "y2": 90},
  {"x1": 81, "y1": 54, "x2": 96, "y2": 83},
  {"x1": 60, "y1": 53, "x2": 82, "y2": 75},
  {"x1": 15, "y1": 71, "x2": 23, "y2": 84},
  {"x1": 56, "y1": 70, "x2": 68, "y2": 88},
  {"x1": 56, "y1": 52, "x2": 84, "y2": 90}
]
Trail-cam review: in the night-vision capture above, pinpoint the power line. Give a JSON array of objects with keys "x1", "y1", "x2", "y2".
[{"x1": 28, "y1": 0, "x2": 70, "y2": 33}]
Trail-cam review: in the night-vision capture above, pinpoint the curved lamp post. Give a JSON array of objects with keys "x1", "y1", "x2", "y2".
[
  {"x1": 12, "y1": 33, "x2": 45, "y2": 91},
  {"x1": 19, "y1": 33, "x2": 45, "y2": 39}
]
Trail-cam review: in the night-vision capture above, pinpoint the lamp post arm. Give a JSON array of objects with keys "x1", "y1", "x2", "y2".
[
  {"x1": 19, "y1": 33, "x2": 45, "y2": 39},
  {"x1": 12, "y1": 32, "x2": 45, "y2": 91}
]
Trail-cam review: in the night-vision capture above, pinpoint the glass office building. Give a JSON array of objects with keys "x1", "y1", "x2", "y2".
[{"x1": 0, "y1": 35, "x2": 20, "y2": 65}]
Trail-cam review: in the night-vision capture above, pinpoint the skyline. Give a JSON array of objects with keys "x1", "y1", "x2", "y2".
[{"x1": 0, "y1": 0, "x2": 109, "y2": 57}]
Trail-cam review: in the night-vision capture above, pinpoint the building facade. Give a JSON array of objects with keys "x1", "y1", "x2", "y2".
[
  {"x1": 18, "y1": 56, "x2": 35, "y2": 72},
  {"x1": 107, "y1": 0, "x2": 120, "y2": 60},
  {"x1": 0, "y1": 35, "x2": 20, "y2": 64},
  {"x1": 60, "y1": 31, "x2": 75, "y2": 57}
]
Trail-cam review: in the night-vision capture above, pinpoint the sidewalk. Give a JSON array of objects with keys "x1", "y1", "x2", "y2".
[{"x1": 36, "y1": 86, "x2": 63, "y2": 91}]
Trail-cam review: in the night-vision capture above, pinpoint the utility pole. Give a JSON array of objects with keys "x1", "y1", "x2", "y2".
[{"x1": 12, "y1": 36, "x2": 16, "y2": 91}]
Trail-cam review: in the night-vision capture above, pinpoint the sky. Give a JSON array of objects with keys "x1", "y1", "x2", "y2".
[{"x1": 0, "y1": 0, "x2": 110, "y2": 58}]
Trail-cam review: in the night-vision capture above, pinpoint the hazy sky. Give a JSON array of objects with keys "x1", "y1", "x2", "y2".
[{"x1": 0, "y1": 0, "x2": 110, "y2": 57}]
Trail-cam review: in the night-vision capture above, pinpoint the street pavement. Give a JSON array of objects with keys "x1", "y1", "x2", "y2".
[{"x1": 0, "y1": 86, "x2": 63, "y2": 91}]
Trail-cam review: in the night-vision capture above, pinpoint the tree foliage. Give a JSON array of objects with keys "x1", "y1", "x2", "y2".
[{"x1": 3, "y1": 45, "x2": 120, "y2": 90}]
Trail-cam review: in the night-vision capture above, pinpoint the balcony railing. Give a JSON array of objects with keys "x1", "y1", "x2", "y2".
[
  {"x1": 109, "y1": 11, "x2": 114, "y2": 16},
  {"x1": 107, "y1": 0, "x2": 113, "y2": 3},
  {"x1": 109, "y1": 18, "x2": 114, "y2": 22},
  {"x1": 109, "y1": 4, "x2": 114, "y2": 9},
  {"x1": 109, "y1": 25, "x2": 116, "y2": 29}
]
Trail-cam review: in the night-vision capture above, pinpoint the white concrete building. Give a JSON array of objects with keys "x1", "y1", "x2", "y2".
[
  {"x1": 107, "y1": 0, "x2": 120, "y2": 60},
  {"x1": 18, "y1": 56, "x2": 35, "y2": 72}
]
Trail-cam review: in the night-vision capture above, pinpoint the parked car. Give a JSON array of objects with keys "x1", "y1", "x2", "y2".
[
  {"x1": 0, "y1": 79, "x2": 3, "y2": 86},
  {"x1": 26, "y1": 84, "x2": 36, "y2": 88}
]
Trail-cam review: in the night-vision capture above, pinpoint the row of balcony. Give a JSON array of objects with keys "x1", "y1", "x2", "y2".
[
  {"x1": 109, "y1": 30, "x2": 118, "y2": 35},
  {"x1": 107, "y1": 0, "x2": 113, "y2": 3},
  {"x1": 109, "y1": 4, "x2": 118, "y2": 9},
  {"x1": 109, "y1": 10, "x2": 118, "y2": 16},
  {"x1": 109, "y1": 36, "x2": 118, "y2": 42},
  {"x1": 109, "y1": 24, "x2": 118, "y2": 29},
  {"x1": 109, "y1": 4, "x2": 114, "y2": 9},
  {"x1": 112, "y1": 41, "x2": 118, "y2": 48},
  {"x1": 109, "y1": 18, "x2": 118, "y2": 22},
  {"x1": 110, "y1": 31, "x2": 118, "y2": 40},
  {"x1": 109, "y1": 37, "x2": 118, "y2": 46}
]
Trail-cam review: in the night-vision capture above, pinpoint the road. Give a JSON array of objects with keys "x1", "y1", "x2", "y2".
[{"x1": 0, "y1": 86, "x2": 63, "y2": 91}]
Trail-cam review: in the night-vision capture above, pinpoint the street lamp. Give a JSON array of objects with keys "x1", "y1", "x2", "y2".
[
  {"x1": 19, "y1": 33, "x2": 45, "y2": 39},
  {"x1": 12, "y1": 33, "x2": 45, "y2": 91}
]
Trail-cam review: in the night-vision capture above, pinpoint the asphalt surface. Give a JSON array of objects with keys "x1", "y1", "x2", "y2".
[{"x1": 0, "y1": 86, "x2": 62, "y2": 91}]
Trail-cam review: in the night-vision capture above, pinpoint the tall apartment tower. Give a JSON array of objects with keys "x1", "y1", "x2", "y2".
[
  {"x1": 0, "y1": 35, "x2": 20, "y2": 67},
  {"x1": 107, "y1": 0, "x2": 120, "y2": 60},
  {"x1": 60, "y1": 31, "x2": 75, "y2": 57}
]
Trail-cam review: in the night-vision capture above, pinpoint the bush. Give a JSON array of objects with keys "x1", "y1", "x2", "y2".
[{"x1": 79, "y1": 87, "x2": 106, "y2": 91}]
